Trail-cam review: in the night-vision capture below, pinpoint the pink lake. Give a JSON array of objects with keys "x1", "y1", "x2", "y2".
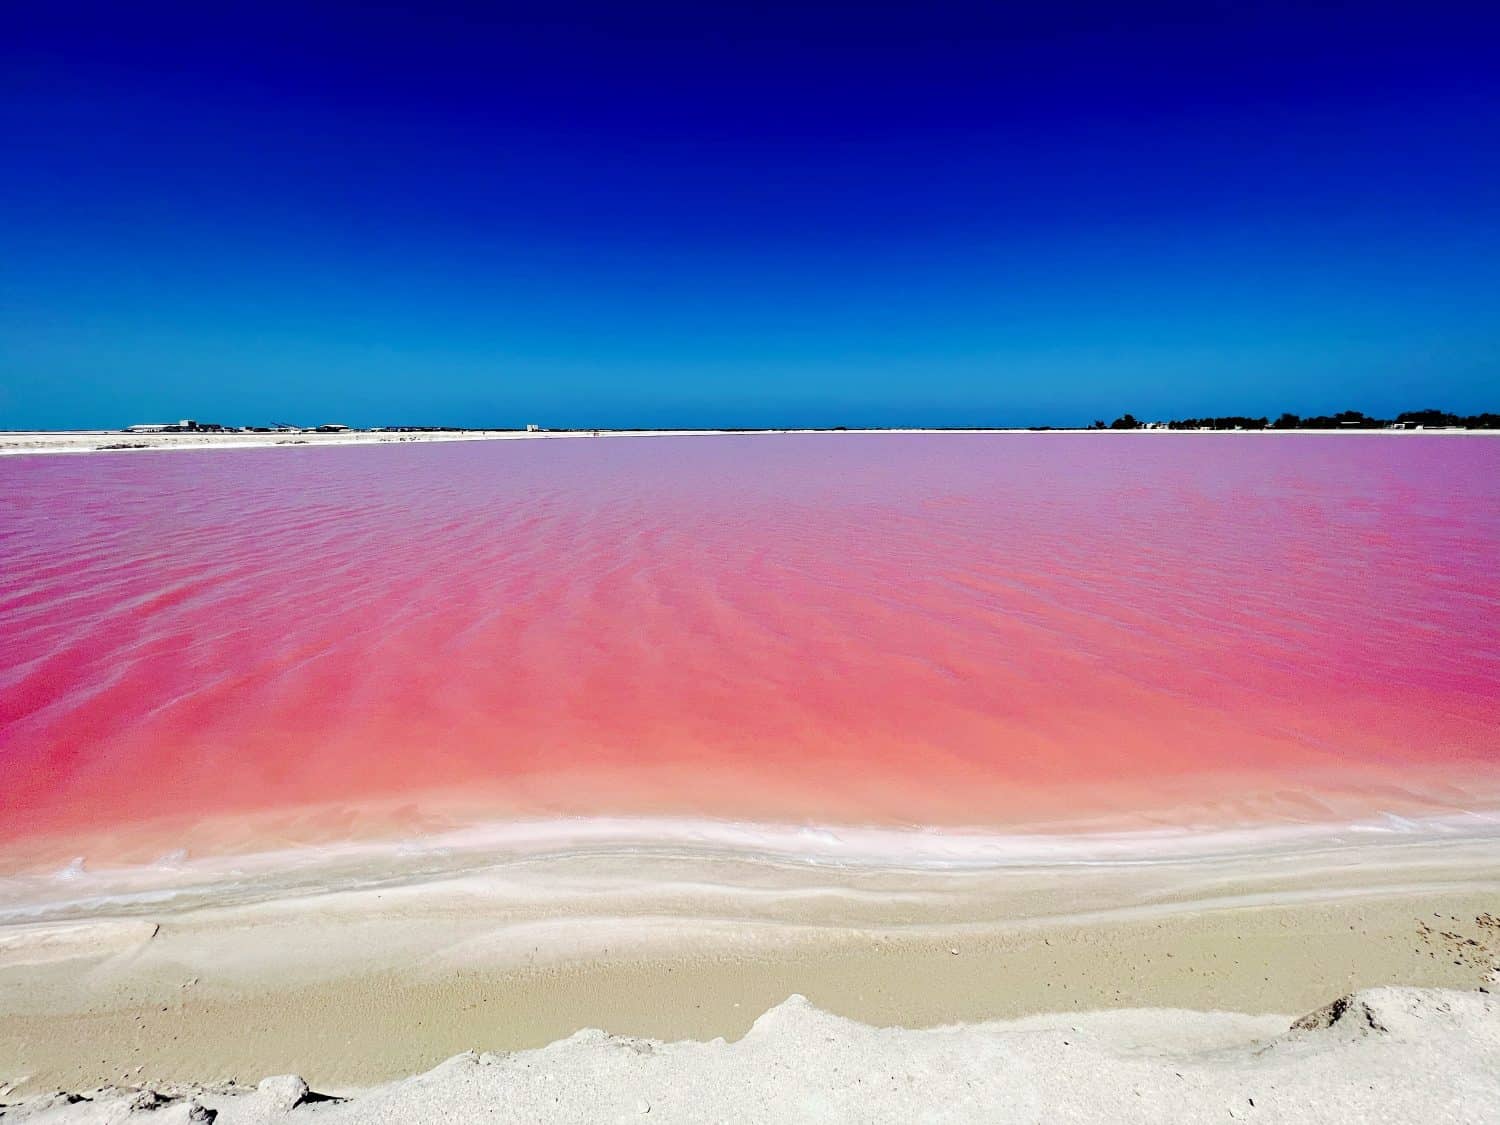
[{"x1": 2, "y1": 434, "x2": 1499, "y2": 869}]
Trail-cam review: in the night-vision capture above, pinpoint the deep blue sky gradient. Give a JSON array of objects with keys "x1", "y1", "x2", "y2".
[{"x1": 3, "y1": 1, "x2": 1497, "y2": 427}]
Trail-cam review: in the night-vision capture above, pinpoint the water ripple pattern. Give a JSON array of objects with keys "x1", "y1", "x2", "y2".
[{"x1": 2, "y1": 434, "x2": 1498, "y2": 867}]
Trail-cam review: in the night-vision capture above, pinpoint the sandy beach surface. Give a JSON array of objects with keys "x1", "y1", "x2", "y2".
[
  {"x1": 5, "y1": 986, "x2": 1498, "y2": 1124},
  {"x1": 2, "y1": 826, "x2": 1499, "y2": 1120}
]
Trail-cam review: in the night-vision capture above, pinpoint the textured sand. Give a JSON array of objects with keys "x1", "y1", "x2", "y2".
[
  {"x1": 5, "y1": 986, "x2": 1499, "y2": 1123},
  {"x1": 2, "y1": 835, "x2": 1499, "y2": 1096}
]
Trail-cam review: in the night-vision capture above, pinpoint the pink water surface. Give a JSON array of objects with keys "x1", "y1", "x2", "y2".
[{"x1": 3, "y1": 434, "x2": 1499, "y2": 866}]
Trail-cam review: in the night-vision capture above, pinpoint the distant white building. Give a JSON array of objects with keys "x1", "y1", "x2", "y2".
[
  {"x1": 526, "y1": 424, "x2": 541, "y2": 432},
  {"x1": 315, "y1": 423, "x2": 351, "y2": 433}
]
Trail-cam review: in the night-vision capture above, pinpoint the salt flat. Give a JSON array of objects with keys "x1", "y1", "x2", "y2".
[
  {"x1": 2, "y1": 829, "x2": 1498, "y2": 1098},
  {"x1": 6, "y1": 987, "x2": 1498, "y2": 1124}
]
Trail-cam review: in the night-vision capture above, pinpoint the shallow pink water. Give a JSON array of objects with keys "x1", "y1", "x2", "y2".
[{"x1": 3, "y1": 435, "x2": 1499, "y2": 865}]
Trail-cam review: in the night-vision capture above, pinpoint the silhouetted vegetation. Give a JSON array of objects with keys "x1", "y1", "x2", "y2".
[
  {"x1": 1166, "y1": 415, "x2": 1270, "y2": 430},
  {"x1": 1393, "y1": 409, "x2": 1500, "y2": 429},
  {"x1": 1101, "y1": 408, "x2": 1500, "y2": 431},
  {"x1": 1295, "y1": 410, "x2": 1384, "y2": 429}
]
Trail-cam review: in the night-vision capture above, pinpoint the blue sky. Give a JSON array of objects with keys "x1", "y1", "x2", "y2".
[{"x1": 3, "y1": 1, "x2": 1497, "y2": 428}]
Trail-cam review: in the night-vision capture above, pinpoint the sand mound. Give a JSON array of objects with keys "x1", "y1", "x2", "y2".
[{"x1": 4, "y1": 987, "x2": 1496, "y2": 1123}]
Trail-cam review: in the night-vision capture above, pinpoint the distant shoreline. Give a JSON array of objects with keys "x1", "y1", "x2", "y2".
[{"x1": 3, "y1": 425, "x2": 1498, "y2": 458}]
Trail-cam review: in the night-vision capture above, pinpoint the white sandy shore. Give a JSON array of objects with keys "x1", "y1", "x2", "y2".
[
  {"x1": 6, "y1": 987, "x2": 1498, "y2": 1123},
  {"x1": 2, "y1": 426, "x2": 1493, "y2": 457},
  {"x1": 3, "y1": 814, "x2": 1499, "y2": 1104},
  {"x1": 5, "y1": 808, "x2": 1500, "y2": 922}
]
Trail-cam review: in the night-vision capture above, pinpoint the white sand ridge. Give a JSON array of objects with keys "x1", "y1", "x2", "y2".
[{"x1": 6, "y1": 986, "x2": 1497, "y2": 1124}]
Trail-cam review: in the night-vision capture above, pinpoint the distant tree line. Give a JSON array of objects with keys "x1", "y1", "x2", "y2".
[{"x1": 1090, "y1": 409, "x2": 1500, "y2": 431}]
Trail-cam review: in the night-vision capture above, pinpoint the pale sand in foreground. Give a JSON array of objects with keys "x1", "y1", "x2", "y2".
[
  {"x1": 2, "y1": 836, "x2": 1498, "y2": 1101},
  {"x1": 6, "y1": 987, "x2": 1500, "y2": 1123}
]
